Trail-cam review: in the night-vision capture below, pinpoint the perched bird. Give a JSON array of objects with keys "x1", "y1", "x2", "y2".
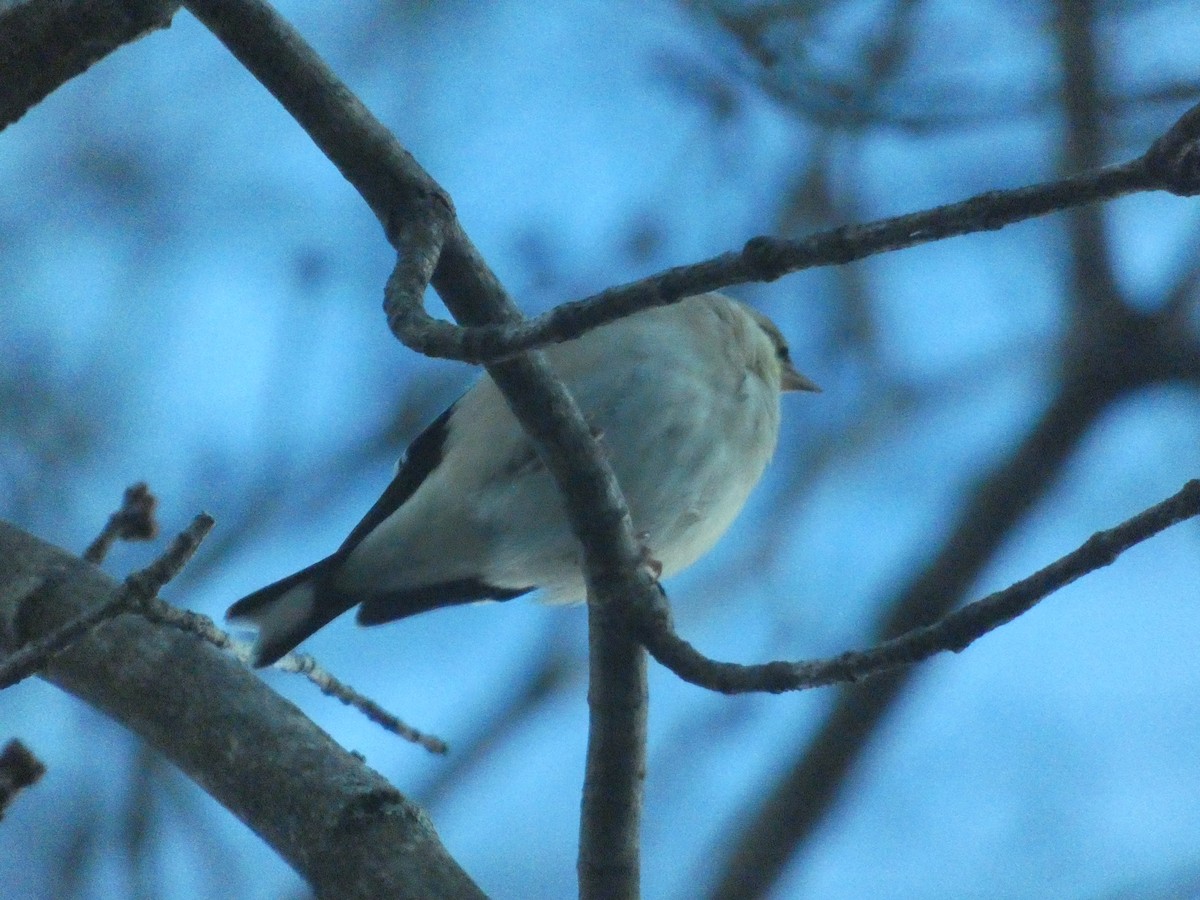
[{"x1": 227, "y1": 292, "x2": 818, "y2": 666}]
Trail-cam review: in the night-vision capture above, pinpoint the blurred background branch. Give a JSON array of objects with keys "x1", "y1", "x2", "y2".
[{"x1": 1, "y1": 1, "x2": 1198, "y2": 898}]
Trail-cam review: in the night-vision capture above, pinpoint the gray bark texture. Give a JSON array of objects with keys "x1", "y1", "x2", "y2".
[{"x1": 0, "y1": 520, "x2": 486, "y2": 900}]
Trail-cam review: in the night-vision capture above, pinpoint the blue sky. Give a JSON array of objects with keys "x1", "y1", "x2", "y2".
[{"x1": 2, "y1": 2, "x2": 1199, "y2": 898}]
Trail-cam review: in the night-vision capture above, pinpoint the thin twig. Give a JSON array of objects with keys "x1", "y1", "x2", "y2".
[
  {"x1": 6, "y1": 479, "x2": 442, "y2": 749},
  {"x1": 0, "y1": 513, "x2": 214, "y2": 689},
  {"x1": 83, "y1": 481, "x2": 159, "y2": 564},
  {"x1": 347, "y1": 97, "x2": 1200, "y2": 367},
  {"x1": 283, "y1": 653, "x2": 448, "y2": 754},
  {"x1": 636, "y1": 480, "x2": 1200, "y2": 694},
  {"x1": 132, "y1": 602, "x2": 449, "y2": 754}
]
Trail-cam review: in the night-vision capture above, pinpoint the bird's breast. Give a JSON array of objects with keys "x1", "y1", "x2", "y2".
[{"x1": 599, "y1": 360, "x2": 780, "y2": 576}]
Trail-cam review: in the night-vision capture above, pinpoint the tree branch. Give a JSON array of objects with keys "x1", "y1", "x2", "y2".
[
  {"x1": 0, "y1": 739, "x2": 45, "y2": 821},
  {"x1": 180, "y1": 1, "x2": 651, "y2": 894},
  {"x1": 0, "y1": 520, "x2": 484, "y2": 899},
  {"x1": 710, "y1": 352, "x2": 1175, "y2": 898},
  {"x1": 0, "y1": 0, "x2": 179, "y2": 132},
  {"x1": 636, "y1": 480, "x2": 1200, "y2": 694},
  {"x1": 330, "y1": 97, "x2": 1200, "y2": 366},
  {"x1": 282, "y1": 652, "x2": 449, "y2": 755},
  {"x1": 0, "y1": 511, "x2": 212, "y2": 690}
]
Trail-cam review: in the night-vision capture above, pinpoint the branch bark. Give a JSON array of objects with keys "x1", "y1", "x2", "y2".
[
  {"x1": 0, "y1": 511, "x2": 211, "y2": 690},
  {"x1": 319, "y1": 98, "x2": 1200, "y2": 366},
  {"x1": 179, "y1": 1, "x2": 651, "y2": 895},
  {"x1": 8, "y1": 3, "x2": 1199, "y2": 898},
  {"x1": 0, "y1": 0, "x2": 178, "y2": 131},
  {"x1": 636, "y1": 480, "x2": 1200, "y2": 693},
  {"x1": 0, "y1": 520, "x2": 485, "y2": 899},
  {"x1": 710, "y1": 341, "x2": 1196, "y2": 898}
]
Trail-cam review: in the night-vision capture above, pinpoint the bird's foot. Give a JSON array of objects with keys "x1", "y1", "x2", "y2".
[{"x1": 634, "y1": 532, "x2": 663, "y2": 580}]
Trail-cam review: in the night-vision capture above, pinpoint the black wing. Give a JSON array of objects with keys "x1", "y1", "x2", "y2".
[
  {"x1": 345, "y1": 395, "x2": 535, "y2": 625},
  {"x1": 335, "y1": 397, "x2": 460, "y2": 556},
  {"x1": 227, "y1": 394, "x2": 536, "y2": 665}
]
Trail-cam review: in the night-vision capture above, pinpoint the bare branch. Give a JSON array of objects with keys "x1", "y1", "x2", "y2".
[
  {"x1": 0, "y1": 521, "x2": 484, "y2": 898},
  {"x1": 0, "y1": 0, "x2": 178, "y2": 132},
  {"x1": 637, "y1": 480, "x2": 1200, "y2": 694},
  {"x1": 180, "y1": 2, "x2": 652, "y2": 893},
  {"x1": 82, "y1": 482, "x2": 160, "y2": 564},
  {"x1": 122, "y1": 586, "x2": 451, "y2": 754},
  {"x1": 282, "y1": 652, "x2": 449, "y2": 755},
  {"x1": 0, "y1": 739, "x2": 45, "y2": 821},
  {"x1": 0, "y1": 512, "x2": 213, "y2": 690},
  {"x1": 711, "y1": 357, "x2": 1186, "y2": 896},
  {"x1": 383, "y1": 211, "x2": 457, "y2": 357},
  {"x1": 579, "y1": 601, "x2": 647, "y2": 899},
  {"x1": 337, "y1": 98, "x2": 1200, "y2": 366}
]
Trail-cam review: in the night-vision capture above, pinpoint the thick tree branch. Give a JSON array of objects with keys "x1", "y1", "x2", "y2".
[
  {"x1": 0, "y1": 521, "x2": 484, "y2": 899},
  {"x1": 0, "y1": 511, "x2": 212, "y2": 690},
  {"x1": 0, "y1": 0, "x2": 179, "y2": 131},
  {"x1": 636, "y1": 480, "x2": 1200, "y2": 693}
]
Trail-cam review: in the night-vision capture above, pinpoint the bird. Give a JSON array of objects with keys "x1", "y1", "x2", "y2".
[{"x1": 227, "y1": 292, "x2": 818, "y2": 666}]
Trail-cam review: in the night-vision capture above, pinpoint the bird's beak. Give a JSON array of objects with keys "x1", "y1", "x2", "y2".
[{"x1": 782, "y1": 366, "x2": 821, "y2": 393}]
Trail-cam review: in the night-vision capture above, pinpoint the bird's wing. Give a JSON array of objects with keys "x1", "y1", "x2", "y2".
[{"x1": 335, "y1": 397, "x2": 460, "y2": 556}]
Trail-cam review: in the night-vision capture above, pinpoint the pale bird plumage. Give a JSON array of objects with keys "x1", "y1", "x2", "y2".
[{"x1": 227, "y1": 292, "x2": 818, "y2": 666}]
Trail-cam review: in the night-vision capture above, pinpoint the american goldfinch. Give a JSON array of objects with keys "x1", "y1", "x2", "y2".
[{"x1": 228, "y1": 292, "x2": 817, "y2": 666}]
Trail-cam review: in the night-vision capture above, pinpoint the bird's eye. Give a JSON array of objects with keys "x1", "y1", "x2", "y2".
[{"x1": 776, "y1": 344, "x2": 791, "y2": 363}]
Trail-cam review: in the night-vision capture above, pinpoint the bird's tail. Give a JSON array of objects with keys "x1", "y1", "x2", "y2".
[{"x1": 226, "y1": 556, "x2": 356, "y2": 668}]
